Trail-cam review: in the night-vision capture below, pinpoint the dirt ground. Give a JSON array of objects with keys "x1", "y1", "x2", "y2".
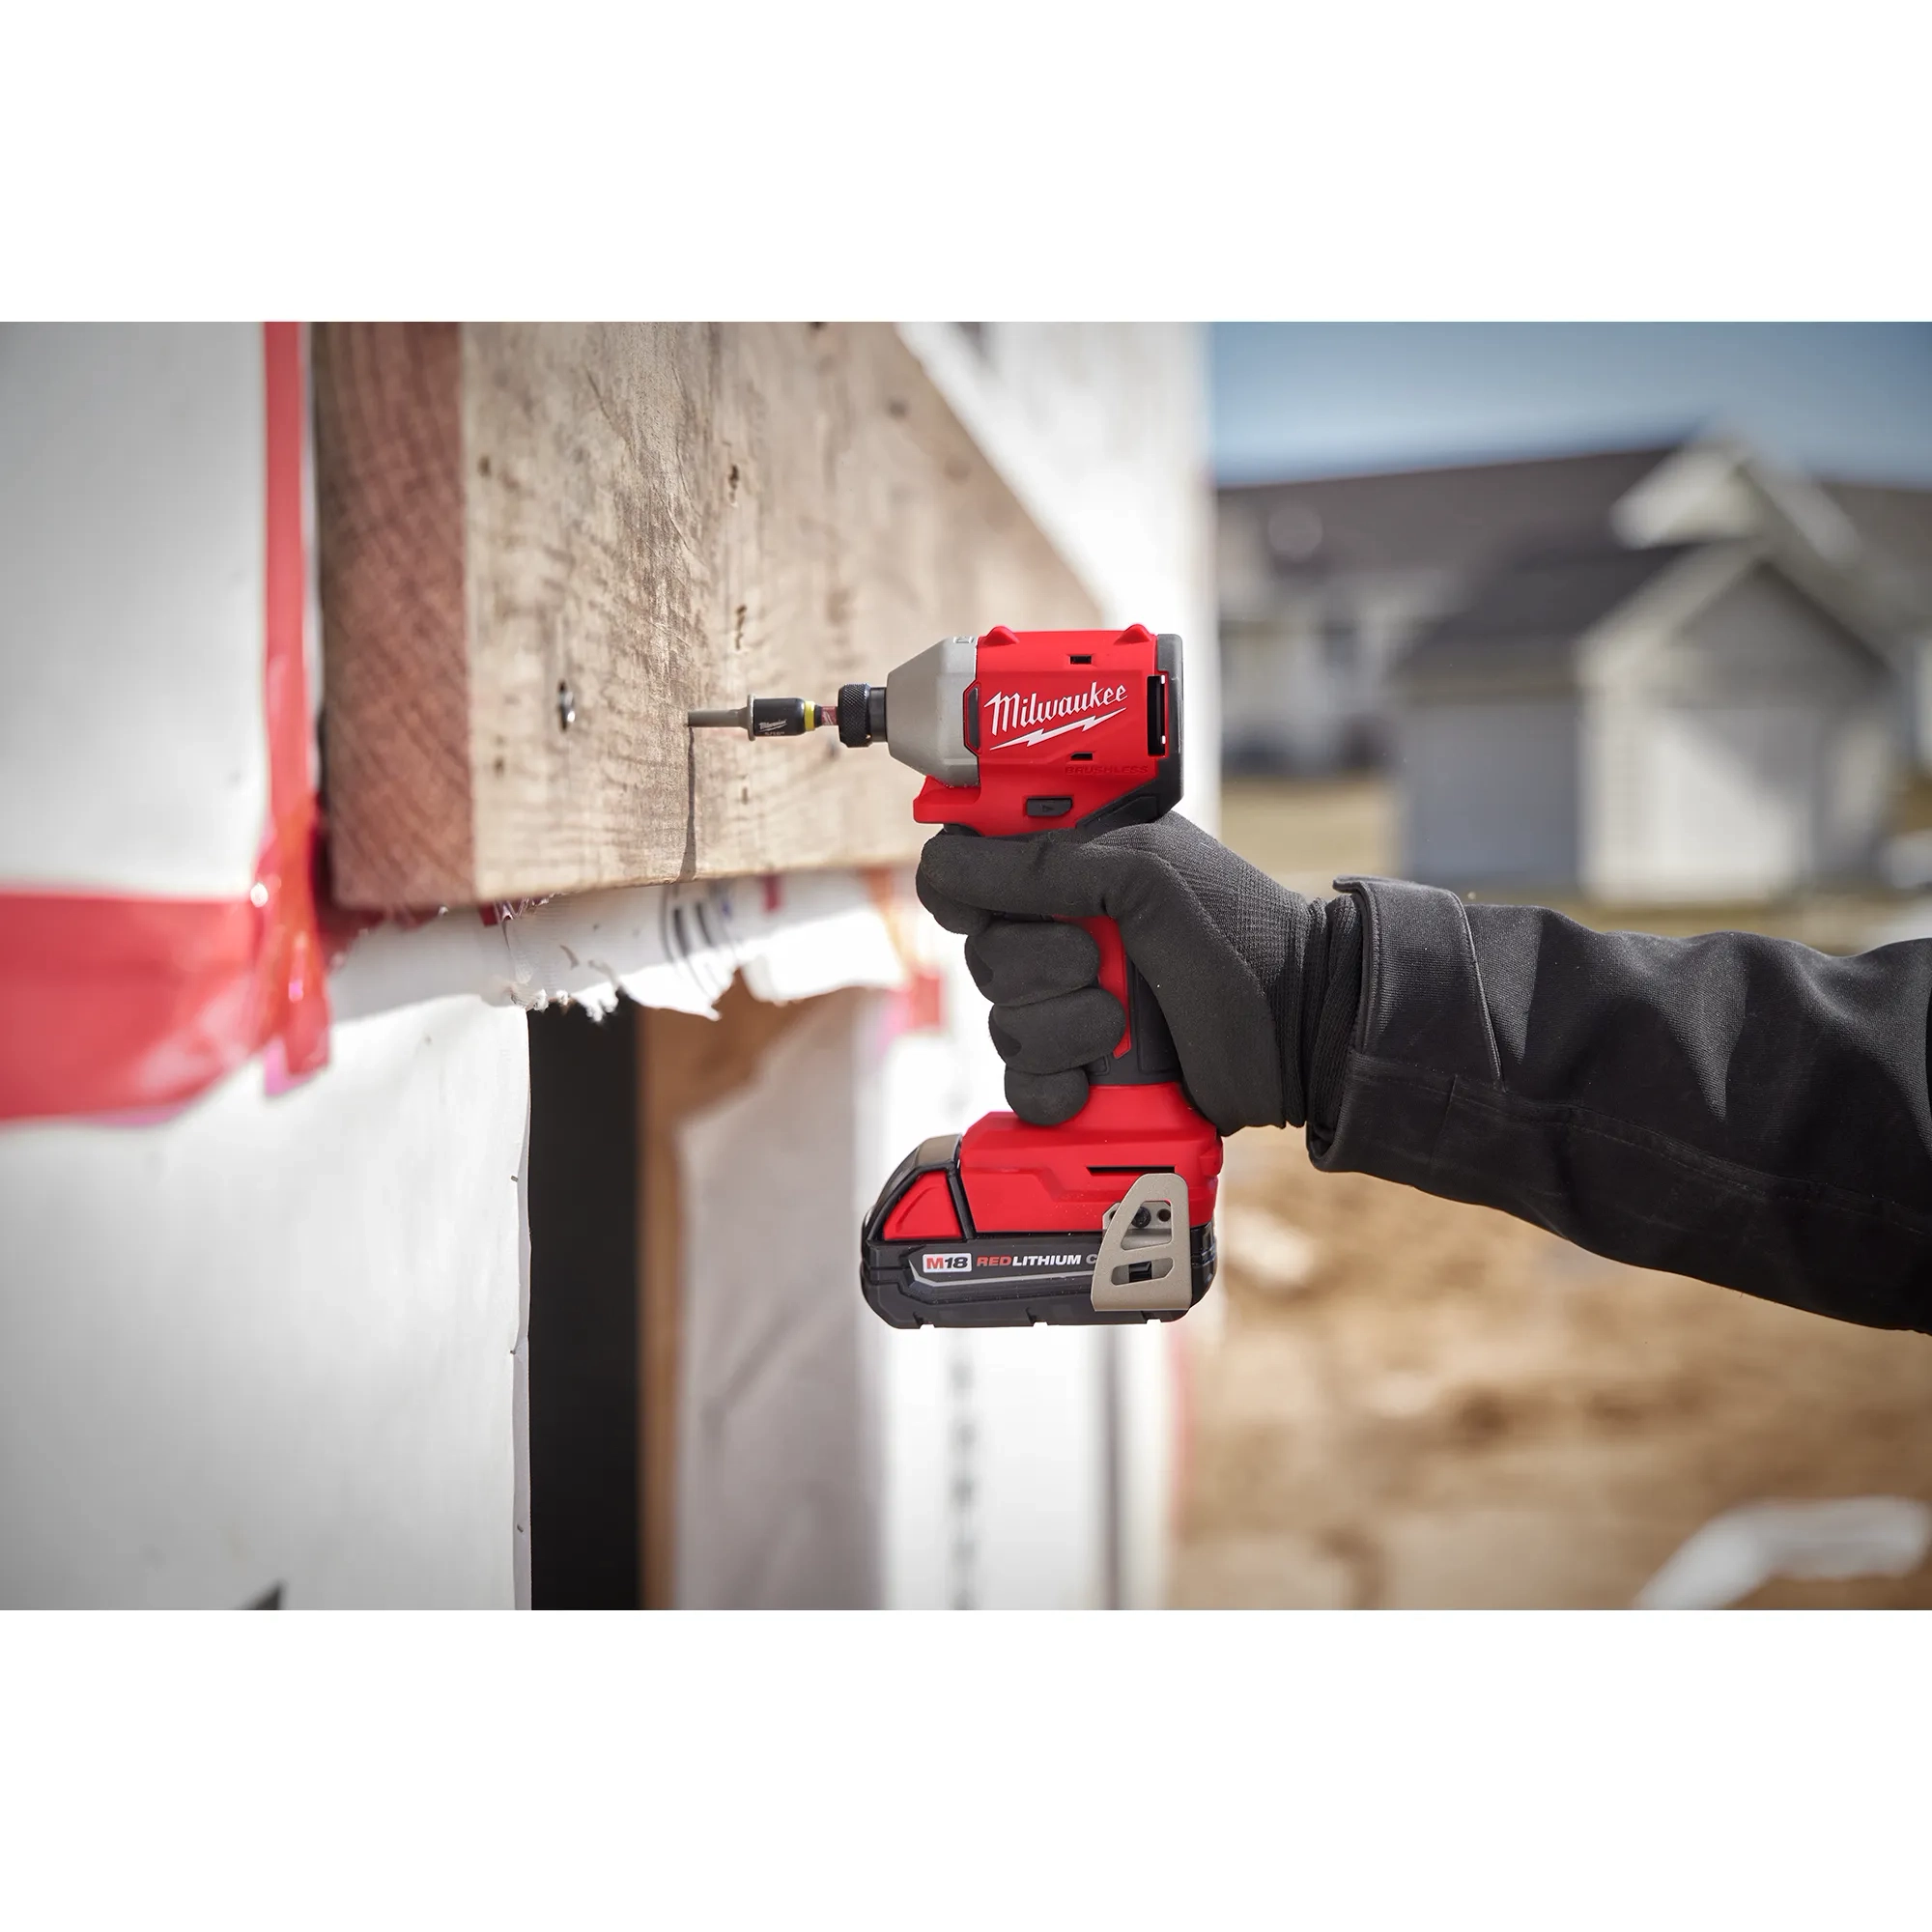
[
  {"x1": 1171, "y1": 777, "x2": 1932, "y2": 1609},
  {"x1": 1173, "y1": 1129, "x2": 1932, "y2": 1608}
]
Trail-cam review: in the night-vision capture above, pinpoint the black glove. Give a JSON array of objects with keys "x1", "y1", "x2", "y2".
[{"x1": 916, "y1": 813, "x2": 1362, "y2": 1136}]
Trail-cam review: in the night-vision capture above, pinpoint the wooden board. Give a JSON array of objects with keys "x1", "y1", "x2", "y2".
[{"x1": 315, "y1": 323, "x2": 1102, "y2": 909}]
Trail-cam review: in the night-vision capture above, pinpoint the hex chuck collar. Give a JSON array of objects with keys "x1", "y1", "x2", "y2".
[{"x1": 837, "y1": 683, "x2": 888, "y2": 748}]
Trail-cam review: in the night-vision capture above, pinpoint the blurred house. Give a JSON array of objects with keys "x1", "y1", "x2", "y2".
[
  {"x1": 1218, "y1": 433, "x2": 1932, "y2": 897},
  {"x1": 1392, "y1": 541, "x2": 1896, "y2": 898},
  {"x1": 1221, "y1": 443, "x2": 1675, "y2": 772},
  {"x1": 1822, "y1": 478, "x2": 1932, "y2": 762}
]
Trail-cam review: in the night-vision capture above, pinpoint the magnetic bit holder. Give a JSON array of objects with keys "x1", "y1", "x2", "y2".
[
  {"x1": 1090, "y1": 1170, "x2": 1192, "y2": 1315},
  {"x1": 686, "y1": 696, "x2": 830, "y2": 739}
]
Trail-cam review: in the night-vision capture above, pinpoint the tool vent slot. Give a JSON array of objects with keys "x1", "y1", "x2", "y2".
[{"x1": 1146, "y1": 674, "x2": 1168, "y2": 755}]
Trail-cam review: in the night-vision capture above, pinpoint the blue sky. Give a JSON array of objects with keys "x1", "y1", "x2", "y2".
[{"x1": 1210, "y1": 325, "x2": 1932, "y2": 487}]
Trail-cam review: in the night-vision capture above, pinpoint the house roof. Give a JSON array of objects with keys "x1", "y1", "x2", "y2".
[
  {"x1": 1821, "y1": 479, "x2": 1932, "y2": 563},
  {"x1": 1218, "y1": 444, "x2": 1680, "y2": 580},
  {"x1": 1392, "y1": 544, "x2": 1697, "y2": 686},
  {"x1": 1819, "y1": 479, "x2": 1932, "y2": 615},
  {"x1": 1392, "y1": 535, "x2": 1900, "y2": 699}
]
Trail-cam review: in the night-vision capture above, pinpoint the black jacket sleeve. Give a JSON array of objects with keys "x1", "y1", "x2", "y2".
[{"x1": 1309, "y1": 877, "x2": 1932, "y2": 1333}]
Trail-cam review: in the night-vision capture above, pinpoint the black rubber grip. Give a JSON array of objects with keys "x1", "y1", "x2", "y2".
[{"x1": 1087, "y1": 954, "x2": 1180, "y2": 1088}]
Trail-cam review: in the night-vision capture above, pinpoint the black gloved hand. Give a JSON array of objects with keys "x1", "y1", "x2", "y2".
[{"x1": 916, "y1": 812, "x2": 1362, "y2": 1136}]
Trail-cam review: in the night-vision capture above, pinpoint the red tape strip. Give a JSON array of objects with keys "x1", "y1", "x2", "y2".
[{"x1": 0, "y1": 322, "x2": 331, "y2": 1124}]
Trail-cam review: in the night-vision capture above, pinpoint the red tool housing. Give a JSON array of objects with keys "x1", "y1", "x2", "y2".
[{"x1": 910, "y1": 624, "x2": 1175, "y2": 836}]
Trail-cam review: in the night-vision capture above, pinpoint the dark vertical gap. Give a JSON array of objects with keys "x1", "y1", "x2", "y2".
[{"x1": 527, "y1": 1000, "x2": 640, "y2": 1608}]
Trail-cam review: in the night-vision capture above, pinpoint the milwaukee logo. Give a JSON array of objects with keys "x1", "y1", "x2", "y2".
[{"x1": 984, "y1": 681, "x2": 1130, "y2": 748}]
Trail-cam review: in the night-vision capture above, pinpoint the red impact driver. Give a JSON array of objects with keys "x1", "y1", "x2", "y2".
[{"x1": 688, "y1": 626, "x2": 1220, "y2": 1326}]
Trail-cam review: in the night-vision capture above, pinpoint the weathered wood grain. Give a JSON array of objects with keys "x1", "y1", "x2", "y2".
[
  {"x1": 314, "y1": 323, "x2": 470, "y2": 907},
  {"x1": 317, "y1": 323, "x2": 1100, "y2": 908}
]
